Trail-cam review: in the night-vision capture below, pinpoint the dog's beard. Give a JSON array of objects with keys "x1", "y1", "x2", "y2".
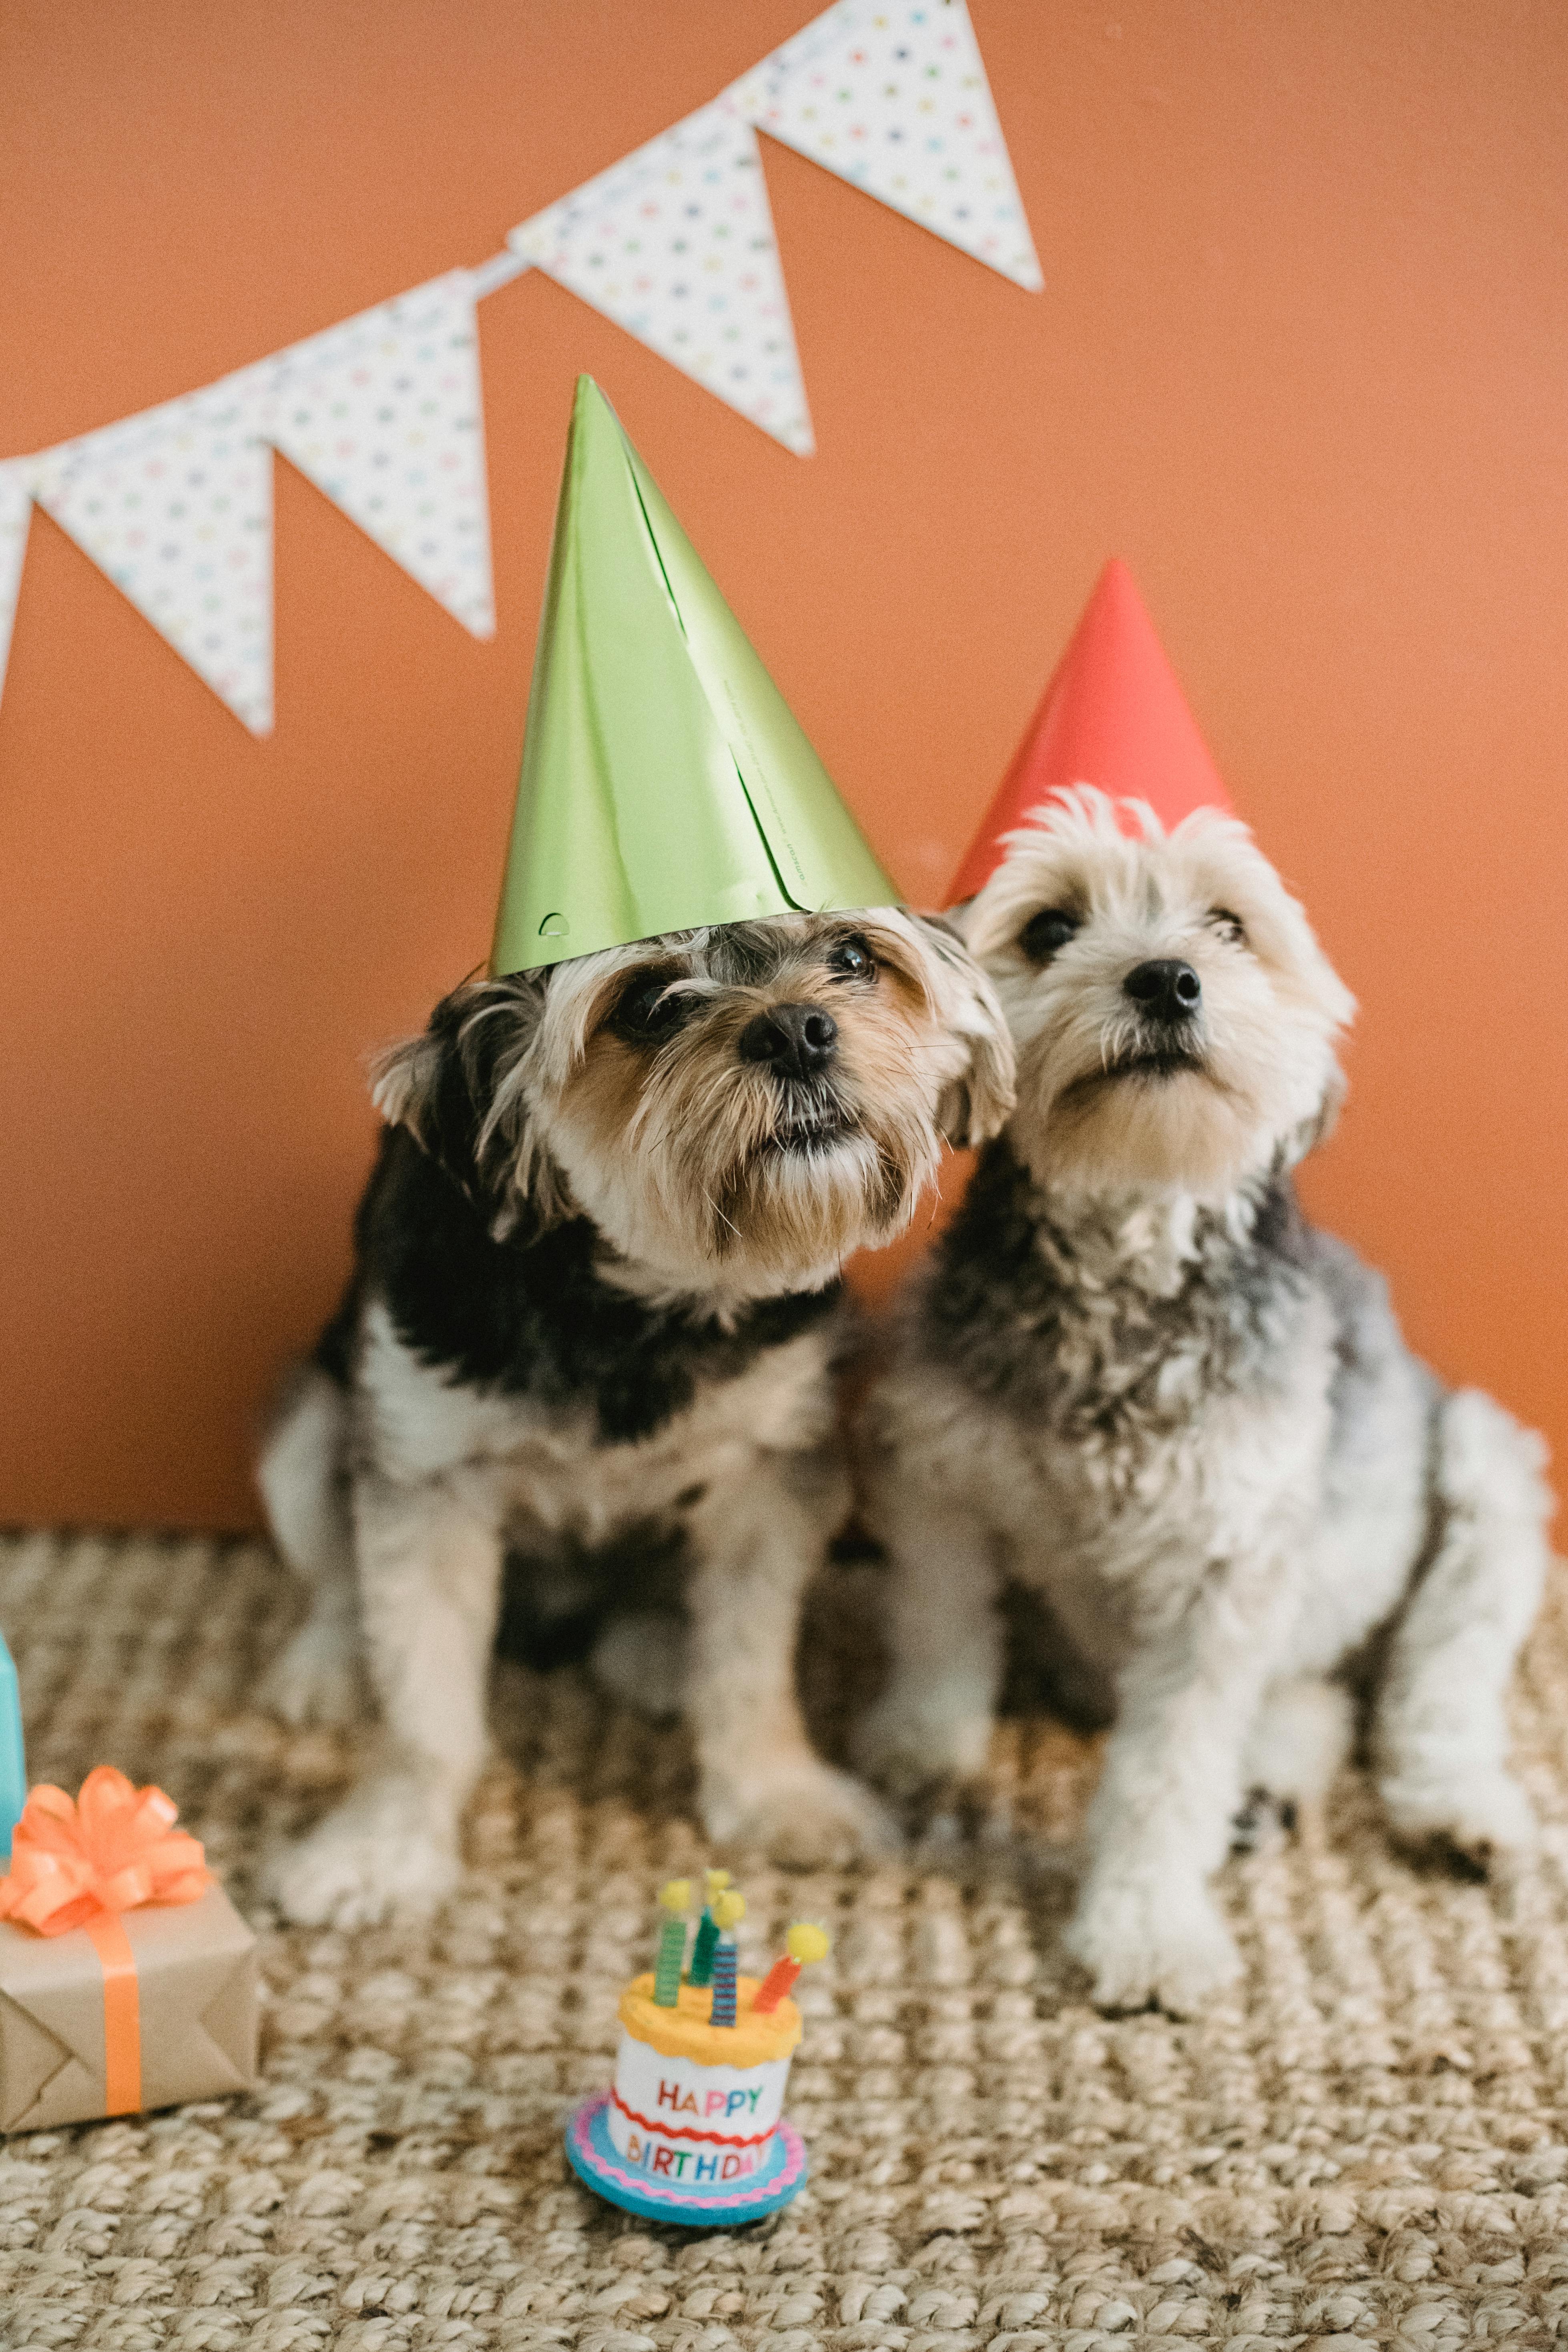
[
  {"x1": 1004, "y1": 985, "x2": 1333, "y2": 1198},
  {"x1": 544, "y1": 1018, "x2": 941, "y2": 1297},
  {"x1": 714, "y1": 1101, "x2": 929, "y2": 1276},
  {"x1": 1022, "y1": 1040, "x2": 1256, "y2": 1193}
]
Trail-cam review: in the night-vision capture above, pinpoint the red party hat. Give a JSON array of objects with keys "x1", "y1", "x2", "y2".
[{"x1": 947, "y1": 559, "x2": 1232, "y2": 904}]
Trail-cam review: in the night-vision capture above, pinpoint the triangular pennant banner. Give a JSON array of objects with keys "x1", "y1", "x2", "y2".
[
  {"x1": 731, "y1": 0, "x2": 1042, "y2": 291},
  {"x1": 265, "y1": 271, "x2": 495, "y2": 639},
  {"x1": 29, "y1": 373, "x2": 274, "y2": 736},
  {"x1": 0, "y1": 465, "x2": 32, "y2": 708},
  {"x1": 508, "y1": 98, "x2": 815, "y2": 455}
]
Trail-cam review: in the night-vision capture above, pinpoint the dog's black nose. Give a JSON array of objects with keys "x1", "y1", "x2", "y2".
[
  {"x1": 1124, "y1": 959, "x2": 1202, "y2": 1022},
  {"x1": 738, "y1": 1002, "x2": 839, "y2": 1079}
]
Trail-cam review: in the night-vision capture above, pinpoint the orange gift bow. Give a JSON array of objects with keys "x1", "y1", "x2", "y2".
[{"x1": 0, "y1": 1767, "x2": 207, "y2": 1937}]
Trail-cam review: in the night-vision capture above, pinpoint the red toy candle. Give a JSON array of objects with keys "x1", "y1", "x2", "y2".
[{"x1": 753, "y1": 1922, "x2": 830, "y2": 2013}]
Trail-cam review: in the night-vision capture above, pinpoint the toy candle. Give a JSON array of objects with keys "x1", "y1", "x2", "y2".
[
  {"x1": 708, "y1": 1890, "x2": 746, "y2": 2027},
  {"x1": 753, "y1": 1921, "x2": 831, "y2": 2013},
  {"x1": 652, "y1": 1879, "x2": 691, "y2": 2008},
  {"x1": 710, "y1": 1940, "x2": 738, "y2": 2028},
  {"x1": 687, "y1": 1868, "x2": 732, "y2": 1988}
]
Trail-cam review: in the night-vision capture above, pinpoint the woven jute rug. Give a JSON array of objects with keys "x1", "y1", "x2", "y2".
[{"x1": 2, "y1": 1531, "x2": 1568, "y2": 2350}]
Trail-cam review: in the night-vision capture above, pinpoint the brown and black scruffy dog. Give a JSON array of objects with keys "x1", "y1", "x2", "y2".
[{"x1": 259, "y1": 910, "x2": 1014, "y2": 1928}]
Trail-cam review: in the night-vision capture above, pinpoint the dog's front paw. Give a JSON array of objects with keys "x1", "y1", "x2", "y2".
[
  {"x1": 1382, "y1": 1768, "x2": 1538, "y2": 1876},
  {"x1": 261, "y1": 1618, "x2": 366, "y2": 1728},
  {"x1": 1064, "y1": 1873, "x2": 1241, "y2": 2015},
  {"x1": 851, "y1": 1687, "x2": 993, "y2": 1806},
  {"x1": 703, "y1": 1762, "x2": 900, "y2": 1868},
  {"x1": 266, "y1": 1777, "x2": 460, "y2": 1928}
]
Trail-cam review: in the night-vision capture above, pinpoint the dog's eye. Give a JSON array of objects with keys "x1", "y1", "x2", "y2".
[
  {"x1": 1019, "y1": 908, "x2": 1080, "y2": 963},
  {"x1": 827, "y1": 935, "x2": 876, "y2": 981},
  {"x1": 610, "y1": 973, "x2": 691, "y2": 1045},
  {"x1": 1208, "y1": 908, "x2": 1248, "y2": 945}
]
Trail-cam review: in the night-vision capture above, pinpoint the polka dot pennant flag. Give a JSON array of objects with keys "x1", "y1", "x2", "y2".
[
  {"x1": 730, "y1": 0, "x2": 1042, "y2": 292},
  {"x1": 27, "y1": 371, "x2": 275, "y2": 736},
  {"x1": 0, "y1": 466, "x2": 33, "y2": 708},
  {"x1": 264, "y1": 271, "x2": 496, "y2": 640},
  {"x1": 508, "y1": 96, "x2": 815, "y2": 456}
]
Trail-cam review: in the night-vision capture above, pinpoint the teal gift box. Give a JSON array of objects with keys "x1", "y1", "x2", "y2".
[{"x1": 0, "y1": 1635, "x2": 23, "y2": 1864}]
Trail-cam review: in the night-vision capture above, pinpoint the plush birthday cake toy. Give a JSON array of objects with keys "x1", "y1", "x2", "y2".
[{"x1": 566, "y1": 1872, "x2": 830, "y2": 2224}]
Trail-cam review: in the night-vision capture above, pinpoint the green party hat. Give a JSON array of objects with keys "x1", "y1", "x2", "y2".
[{"x1": 491, "y1": 376, "x2": 898, "y2": 975}]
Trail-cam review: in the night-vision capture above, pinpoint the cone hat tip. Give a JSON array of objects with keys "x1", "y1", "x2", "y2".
[
  {"x1": 569, "y1": 372, "x2": 615, "y2": 432},
  {"x1": 944, "y1": 558, "x2": 1232, "y2": 906},
  {"x1": 490, "y1": 368, "x2": 897, "y2": 974}
]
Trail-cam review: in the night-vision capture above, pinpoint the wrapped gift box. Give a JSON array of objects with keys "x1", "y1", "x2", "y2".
[
  {"x1": 0, "y1": 1880, "x2": 258, "y2": 2131},
  {"x1": 0, "y1": 1767, "x2": 259, "y2": 2134}
]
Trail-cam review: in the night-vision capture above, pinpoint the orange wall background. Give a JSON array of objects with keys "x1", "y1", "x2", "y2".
[{"x1": 0, "y1": 0, "x2": 1564, "y2": 1531}]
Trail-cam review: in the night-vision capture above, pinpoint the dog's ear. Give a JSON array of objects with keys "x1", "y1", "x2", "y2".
[
  {"x1": 369, "y1": 976, "x2": 566, "y2": 1233},
  {"x1": 368, "y1": 1017, "x2": 451, "y2": 1158},
  {"x1": 909, "y1": 912, "x2": 1018, "y2": 1147},
  {"x1": 1283, "y1": 1061, "x2": 1347, "y2": 1168},
  {"x1": 369, "y1": 982, "x2": 502, "y2": 1185}
]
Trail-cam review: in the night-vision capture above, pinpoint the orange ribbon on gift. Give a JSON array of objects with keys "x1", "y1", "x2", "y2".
[{"x1": 0, "y1": 1767, "x2": 208, "y2": 2116}]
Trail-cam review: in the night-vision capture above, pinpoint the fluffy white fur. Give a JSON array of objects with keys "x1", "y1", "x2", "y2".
[
  {"x1": 260, "y1": 909, "x2": 1014, "y2": 1929},
  {"x1": 857, "y1": 791, "x2": 1553, "y2": 2013}
]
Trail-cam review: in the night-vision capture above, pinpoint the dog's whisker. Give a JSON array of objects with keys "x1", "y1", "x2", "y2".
[{"x1": 702, "y1": 1188, "x2": 742, "y2": 1243}]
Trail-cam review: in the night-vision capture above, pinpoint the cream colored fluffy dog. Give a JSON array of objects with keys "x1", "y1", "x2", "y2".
[{"x1": 857, "y1": 789, "x2": 1552, "y2": 2013}]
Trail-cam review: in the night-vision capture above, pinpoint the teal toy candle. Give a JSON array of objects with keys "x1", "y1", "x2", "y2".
[
  {"x1": 0, "y1": 1630, "x2": 23, "y2": 1865},
  {"x1": 688, "y1": 1912, "x2": 719, "y2": 1986},
  {"x1": 687, "y1": 1868, "x2": 732, "y2": 1988},
  {"x1": 652, "y1": 1879, "x2": 691, "y2": 2007}
]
